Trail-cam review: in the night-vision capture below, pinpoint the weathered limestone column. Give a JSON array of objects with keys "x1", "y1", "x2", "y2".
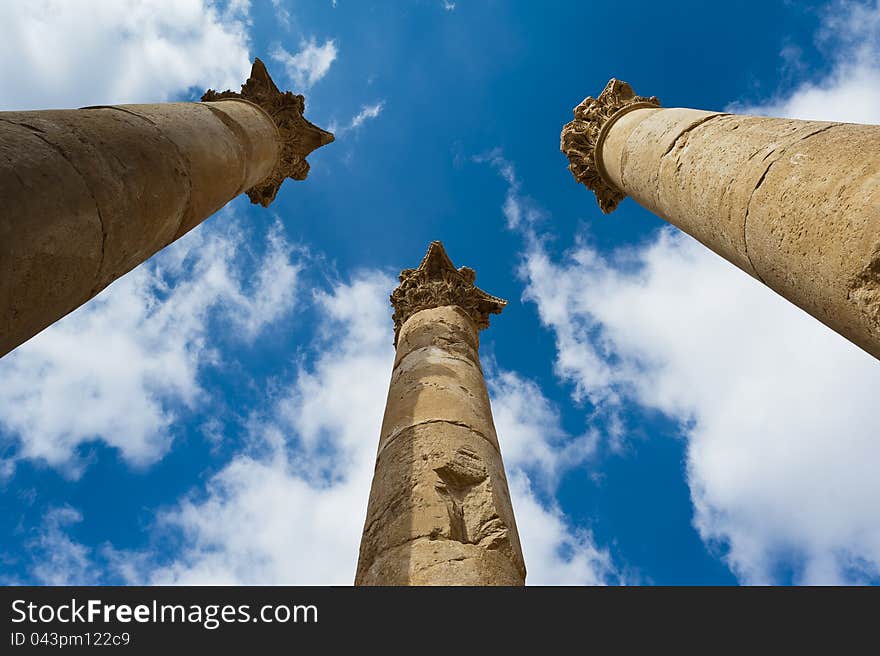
[
  {"x1": 561, "y1": 80, "x2": 880, "y2": 361},
  {"x1": 356, "y1": 242, "x2": 526, "y2": 586},
  {"x1": 0, "y1": 58, "x2": 333, "y2": 357}
]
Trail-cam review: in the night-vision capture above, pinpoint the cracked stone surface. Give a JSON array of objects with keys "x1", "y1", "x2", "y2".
[
  {"x1": 561, "y1": 81, "x2": 880, "y2": 361},
  {"x1": 355, "y1": 243, "x2": 525, "y2": 586}
]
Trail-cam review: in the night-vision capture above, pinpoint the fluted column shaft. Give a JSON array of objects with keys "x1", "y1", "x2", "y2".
[
  {"x1": 0, "y1": 59, "x2": 332, "y2": 357},
  {"x1": 356, "y1": 243, "x2": 525, "y2": 585},
  {"x1": 562, "y1": 81, "x2": 880, "y2": 360}
]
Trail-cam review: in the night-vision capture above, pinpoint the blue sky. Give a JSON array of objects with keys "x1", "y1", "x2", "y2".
[{"x1": 2, "y1": 0, "x2": 880, "y2": 585}]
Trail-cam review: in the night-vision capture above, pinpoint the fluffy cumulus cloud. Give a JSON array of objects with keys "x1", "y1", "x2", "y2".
[
  {"x1": 488, "y1": 370, "x2": 597, "y2": 489},
  {"x1": 733, "y1": 0, "x2": 880, "y2": 124},
  {"x1": 29, "y1": 272, "x2": 616, "y2": 585},
  {"x1": 521, "y1": 231, "x2": 880, "y2": 584},
  {"x1": 270, "y1": 38, "x2": 337, "y2": 90},
  {"x1": 489, "y1": 371, "x2": 614, "y2": 584},
  {"x1": 137, "y1": 273, "x2": 395, "y2": 585},
  {"x1": 0, "y1": 216, "x2": 304, "y2": 477},
  {"x1": 0, "y1": 0, "x2": 253, "y2": 110},
  {"x1": 508, "y1": 472, "x2": 612, "y2": 585}
]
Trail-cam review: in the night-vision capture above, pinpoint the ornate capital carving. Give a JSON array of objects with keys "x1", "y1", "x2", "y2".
[
  {"x1": 391, "y1": 241, "x2": 507, "y2": 345},
  {"x1": 560, "y1": 78, "x2": 659, "y2": 214},
  {"x1": 202, "y1": 58, "x2": 334, "y2": 207}
]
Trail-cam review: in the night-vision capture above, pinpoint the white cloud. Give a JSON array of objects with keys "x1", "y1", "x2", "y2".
[
  {"x1": 509, "y1": 472, "x2": 614, "y2": 586},
  {"x1": 77, "y1": 272, "x2": 616, "y2": 586},
  {"x1": 232, "y1": 222, "x2": 305, "y2": 339},
  {"x1": 474, "y1": 149, "x2": 547, "y2": 232},
  {"x1": 124, "y1": 272, "x2": 395, "y2": 585},
  {"x1": 0, "y1": 215, "x2": 304, "y2": 477},
  {"x1": 270, "y1": 38, "x2": 337, "y2": 90},
  {"x1": 270, "y1": 0, "x2": 291, "y2": 30},
  {"x1": 0, "y1": 0, "x2": 252, "y2": 110},
  {"x1": 349, "y1": 102, "x2": 384, "y2": 129},
  {"x1": 488, "y1": 369, "x2": 597, "y2": 489},
  {"x1": 442, "y1": 1, "x2": 457, "y2": 11},
  {"x1": 731, "y1": 0, "x2": 880, "y2": 124},
  {"x1": 489, "y1": 371, "x2": 615, "y2": 584},
  {"x1": 521, "y1": 230, "x2": 880, "y2": 584},
  {"x1": 27, "y1": 507, "x2": 99, "y2": 586},
  {"x1": 329, "y1": 101, "x2": 385, "y2": 136}
]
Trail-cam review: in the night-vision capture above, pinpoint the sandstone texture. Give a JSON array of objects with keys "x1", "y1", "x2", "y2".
[
  {"x1": 0, "y1": 58, "x2": 332, "y2": 357},
  {"x1": 356, "y1": 242, "x2": 526, "y2": 586},
  {"x1": 562, "y1": 79, "x2": 880, "y2": 361}
]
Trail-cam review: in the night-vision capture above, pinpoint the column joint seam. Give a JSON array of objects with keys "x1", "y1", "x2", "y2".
[{"x1": 377, "y1": 419, "x2": 501, "y2": 458}]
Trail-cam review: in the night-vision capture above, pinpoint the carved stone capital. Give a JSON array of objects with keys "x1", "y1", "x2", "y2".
[
  {"x1": 391, "y1": 241, "x2": 507, "y2": 345},
  {"x1": 202, "y1": 58, "x2": 334, "y2": 207},
  {"x1": 560, "y1": 78, "x2": 660, "y2": 214}
]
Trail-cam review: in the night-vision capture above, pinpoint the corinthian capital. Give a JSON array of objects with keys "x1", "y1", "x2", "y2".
[
  {"x1": 390, "y1": 241, "x2": 507, "y2": 345},
  {"x1": 560, "y1": 78, "x2": 660, "y2": 214},
  {"x1": 202, "y1": 58, "x2": 334, "y2": 207}
]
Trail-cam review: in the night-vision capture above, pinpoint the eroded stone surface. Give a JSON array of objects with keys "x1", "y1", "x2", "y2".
[
  {"x1": 357, "y1": 422, "x2": 523, "y2": 583},
  {"x1": 745, "y1": 122, "x2": 880, "y2": 355}
]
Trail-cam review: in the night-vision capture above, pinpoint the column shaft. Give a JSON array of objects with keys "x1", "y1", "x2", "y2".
[
  {"x1": 356, "y1": 243, "x2": 526, "y2": 585},
  {"x1": 562, "y1": 81, "x2": 880, "y2": 360},
  {"x1": 0, "y1": 59, "x2": 332, "y2": 357}
]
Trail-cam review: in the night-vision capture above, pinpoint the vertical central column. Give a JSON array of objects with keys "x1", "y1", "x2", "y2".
[{"x1": 355, "y1": 242, "x2": 526, "y2": 585}]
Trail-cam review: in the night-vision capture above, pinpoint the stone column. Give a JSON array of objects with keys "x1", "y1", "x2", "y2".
[
  {"x1": 356, "y1": 241, "x2": 526, "y2": 586},
  {"x1": 0, "y1": 58, "x2": 333, "y2": 357},
  {"x1": 561, "y1": 80, "x2": 880, "y2": 361}
]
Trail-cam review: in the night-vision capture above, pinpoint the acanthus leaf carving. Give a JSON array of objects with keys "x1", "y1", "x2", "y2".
[
  {"x1": 202, "y1": 58, "x2": 334, "y2": 207},
  {"x1": 391, "y1": 241, "x2": 506, "y2": 345},
  {"x1": 560, "y1": 78, "x2": 660, "y2": 214}
]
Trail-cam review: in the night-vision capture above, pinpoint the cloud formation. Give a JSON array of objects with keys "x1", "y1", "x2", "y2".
[
  {"x1": 490, "y1": 371, "x2": 615, "y2": 584},
  {"x1": 488, "y1": 369, "x2": 597, "y2": 490},
  {"x1": 271, "y1": 38, "x2": 338, "y2": 90},
  {"x1": 522, "y1": 230, "x2": 880, "y2": 584},
  {"x1": 0, "y1": 216, "x2": 304, "y2": 477},
  {"x1": 474, "y1": 149, "x2": 546, "y2": 232},
  {"x1": 328, "y1": 102, "x2": 385, "y2": 136},
  {"x1": 0, "y1": 0, "x2": 252, "y2": 110},
  {"x1": 25, "y1": 507, "x2": 99, "y2": 586},
  {"x1": 731, "y1": 0, "x2": 880, "y2": 124}
]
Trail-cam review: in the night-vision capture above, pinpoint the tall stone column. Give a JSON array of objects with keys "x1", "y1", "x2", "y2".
[
  {"x1": 0, "y1": 58, "x2": 333, "y2": 357},
  {"x1": 561, "y1": 80, "x2": 880, "y2": 361},
  {"x1": 356, "y1": 241, "x2": 526, "y2": 586}
]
